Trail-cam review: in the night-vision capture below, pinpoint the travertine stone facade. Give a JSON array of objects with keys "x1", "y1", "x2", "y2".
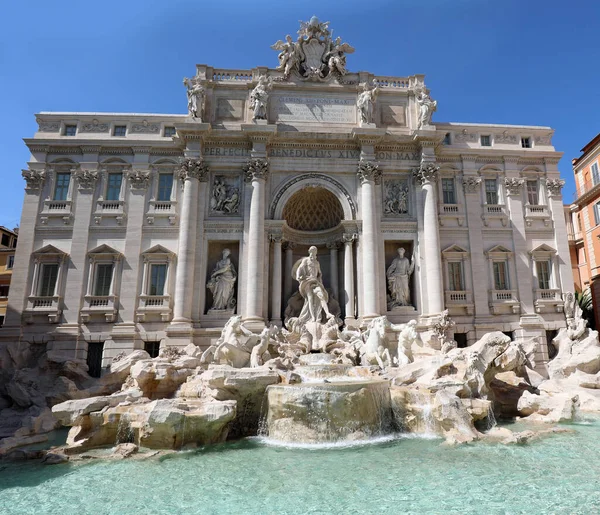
[{"x1": 4, "y1": 18, "x2": 572, "y2": 372}]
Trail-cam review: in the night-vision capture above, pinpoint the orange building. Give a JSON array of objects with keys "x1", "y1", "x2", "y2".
[
  {"x1": 0, "y1": 226, "x2": 18, "y2": 326},
  {"x1": 570, "y1": 133, "x2": 600, "y2": 326}
]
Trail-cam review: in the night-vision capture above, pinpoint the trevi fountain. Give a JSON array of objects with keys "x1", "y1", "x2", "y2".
[{"x1": 1, "y1": 16, "x2": 600, "y2": 515}]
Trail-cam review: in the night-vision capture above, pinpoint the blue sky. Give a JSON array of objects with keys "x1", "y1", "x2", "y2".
[{"x1": 1, "y1": 0, "x2": 599, "y2": 229}]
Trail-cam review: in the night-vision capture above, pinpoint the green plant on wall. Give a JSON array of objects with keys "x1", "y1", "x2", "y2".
[{"x1": 575, "y1": 288, "x2": 596, "y2": 331}]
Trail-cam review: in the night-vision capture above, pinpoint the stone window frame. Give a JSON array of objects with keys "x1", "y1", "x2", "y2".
[
  {"x1": 40, "y1": 161, "x2": 78, "y2": 225},
  {"x1": 479, "y1": 166, "x2": 509, "y2": 226},
  {"x1": 163, "y1": 126, "x2": 177, "y2": 138},
  {"x1": 529, "y1": 244, "x2": 562, "y2": 313},
  {"x1": 136, "y1": 244, "x2": 176, "y2": 322},
  {"x1": 480, "y1": 134, "x2": 492, "y2": 147},
  {"x1": 441, "y1": 244, "x2": 473, "y2": 315},
  {"x1": 437, "y1": 166, "x2": 464, "y2": 225},
  {"x1": 112, "y1": 124, "x2": 128, "y2": 137},
  {"x1": 63, "y1": 124, "x2": 78, "y2": 137},
  {"x1": 521, "y1": 166, "x2": 551, "y2": 225},
  {"x1": 93, "y1": 161, "x2": 131, "y2": 225},
  {"x1": 80, "y1": 244, "x2": 123, "y2": 323},
  {"x1": 520, "y1": 136, "x2": 532, "y2": 149},
  {"x1": 147, "y1": 162, "x2": 180, "y2": 226},
  {"x1": 25, "y1": 244, "x2": 69, "y2": 324},
  {"x1": 485, "y1": 245, "x2": 520, "y2": 313}
]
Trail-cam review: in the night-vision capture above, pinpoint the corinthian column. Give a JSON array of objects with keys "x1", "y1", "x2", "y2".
[
  {"x1": 270, "y1": 234, "x2": 283, "y2": 326},
  {"x1": 357, "y1": 161, "x2": 382, "y2": 320},
  {"x1": 243, "y1": 158, "x2": 269, "y2": 325},
  {"x1": 172, "y1": 158, "x2": 209, "y2": 323},
  {"x1": 413, "y1": 161, "x2": 443, "y2": 315},
  {"x1": 283, "y1": 241, "x2": 295, "y2": 305},
  {"x1": 343, "y1": 233, "x2": 356, "y2": 321},
  {"x1": 327, "y1": 241, "x2": 340, "y2": 300}
]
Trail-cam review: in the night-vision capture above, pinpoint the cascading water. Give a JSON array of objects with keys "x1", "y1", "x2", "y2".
[{"x1": 115, "y1": 415, "x2": 135, "y2": 445}]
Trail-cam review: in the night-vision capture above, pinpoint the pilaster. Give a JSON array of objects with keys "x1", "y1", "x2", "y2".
[{"x1": 504, "y1": 157, "x2": 534, "y2": 315}]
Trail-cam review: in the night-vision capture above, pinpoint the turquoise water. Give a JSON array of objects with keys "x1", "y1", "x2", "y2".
[{"x1": 2, "y1": 420, "x2": 600, "y2": 514}]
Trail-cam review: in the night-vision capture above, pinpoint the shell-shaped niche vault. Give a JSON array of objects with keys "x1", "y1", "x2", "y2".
[{"x1": 282, "y1": 186, "x2": 344, "y2": 231}]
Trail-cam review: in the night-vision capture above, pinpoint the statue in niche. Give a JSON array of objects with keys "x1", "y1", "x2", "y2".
[
  {"x1": 293, "y1": 246, "x2": 334, "y2": 324},
  {"x1": 183, "y1": 77, "x2": 205, "y2": 120},
  {"x1": 210, "y1": 177, "x2": 240, "y2": 214},
  {"x1": 250, "y1": 75, "x2": 273, "y2": 121},
  {"x1": 416, "y1": 88, "x2": 437, "y2": 129},
  {"x1": 384, "y1": 181, "x2": 409, "y2": 216},
  {"x1": 387, "y1": 247, "x2": 415, "y2": 310},
  {"x1": 207, "y1": 249, "x2": 237, "y2": 312},
  {"x1": 357, "y1": 82, "x2": 378, "y2": 125}
]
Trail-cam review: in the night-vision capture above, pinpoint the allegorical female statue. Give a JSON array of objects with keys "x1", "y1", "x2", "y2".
[
  {"x1": 416, "y1": 89, "x2": 437, "y2": 129},
  {"x1": 207, "y1": 249, "x2": 237, "y2": 312},
  {"x1": 357, "y1": 81, "x2": 378, "y2": 125},
  {"x1": 250, "y1": 75, "x2": 273, "y2": 121},
  {"x1": 183, "y1": 77, "x2": 205, "y2": 120},
  {"x1": 293, "y1": 246, "x2": 334, "y2": 324},
  {"x1": 386, "y1": 247, "x2": 415, "y2": 309}
]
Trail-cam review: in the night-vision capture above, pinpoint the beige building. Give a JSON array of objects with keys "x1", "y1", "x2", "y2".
[
  {"x1": 4, "y1": 18, "x2": 572, "y2": 376},
  {"x1": 0, "y1": 226, "x2": 18, "y2": 327}
]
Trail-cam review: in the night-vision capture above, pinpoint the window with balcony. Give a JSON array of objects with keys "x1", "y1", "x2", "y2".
[
  {"x1": 106, "y1": 173, "x2": 123, "y2": 201},
  {"x1": 485, "y1": 179, "x2": 498, "y2": 205},
  {"x1": 80, "y1": 245, "x2": 122, "y2": 323},
  {"x1": 527, "y1": 180, "x2": 539, "y2": 205},
  {"x1": 137, "y1": 245, "x2": 175, "y2": 322},
  {"x1": 441, "y1": 245, "x2": 473, "y2": 315},
  {"x1": 157, "y1": 174, "x2": 174, "y2": 201},
  {"x1": 54, "y1": 172, "x2": 71, "y2": 201},
  {"x1": 25, "y1": 244, "x2": 68, "y2": 323},
  {"x1": 529, "y1": 244, "x2": 560, "y2": 312},
  {"x1": 442, "y1": 178, "x2": 456, "y2": 204},
  {"x1": 493, "y1": 261, "x2": 509, "y2": 290},
  {"x1": 447, "y1": 261, "x2": 464, "y2": 291},
  {"x1": 536, "y1": 260, "x2": 551, "y2": 290}
]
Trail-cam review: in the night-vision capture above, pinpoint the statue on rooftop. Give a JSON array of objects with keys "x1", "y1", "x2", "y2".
[
  {"x1": 183, "y1": 77, "x2": 205, "y2": 120},
  {"x1": 271, "y1": 35, "x2": 303, "y2": 80},
  {"x1": 416, "y1": 88, "x2": 437, "y2": 129},
  {"x1": 250, "y1": 75, "x2": 273, "y2": 121},
  {"x1": 357, "y1": 82, "x2": 378, "y2": 125}
]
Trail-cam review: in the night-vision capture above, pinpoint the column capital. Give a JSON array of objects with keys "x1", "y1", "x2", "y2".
[
  {"x1": 73, "y1": 169, "x2": 99, "y2": 191},
  {"x1": 546, "y1": 178, "x2": 565, "y2": 198},
  {"x1": 504, "y1": 177, "x2": 525, "y2": 196},
  {"x1": 270, "y1": 233, "x2": 283, "y2": 243},
  {"x1": 412, "y1": 162, "x2": 439, "y2": 185},
  {"x1": 342, "y1": 233, "x2": 358, "y2": 245},
  {"x1": 243, "y1": 158, "x2": 270, "y2": 182},
  {"x1": 326, "y1": 240, "x2": 340, "y2": 250},
  {"x1": 176, "y1": 157, "x2": 210, "y2": 182},
  {"x1": 357, "y1": 160, "x2": 381, "y2": 184},
  {"x1": 462, "y1": 176, "x2": 482, "y2": 194},
  {"x1": 127, "y1": 169, "x2": 151, "y2": 189},
  {"x1": 22, "y1": 169, "x2": 46, "y2": 191},
  {"x1": 283, "y1": 241, "x2": 296, "y2": 251}
]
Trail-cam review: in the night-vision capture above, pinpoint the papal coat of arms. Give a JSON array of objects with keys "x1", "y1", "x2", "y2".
[{"x1": 271, "y1": 16, "x2": 355, "y2": 82}]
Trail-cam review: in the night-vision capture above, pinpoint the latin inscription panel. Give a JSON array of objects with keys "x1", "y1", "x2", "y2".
[{"x1": 272, "y1": 95, "x2": 356, "y2": 124}]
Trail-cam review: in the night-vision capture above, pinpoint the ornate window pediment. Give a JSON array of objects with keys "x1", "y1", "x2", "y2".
[
  {"x1": 485, "y1": 245, "x2": 512, "y2": 257},
  {"x1": 137, "y1": 244, "x2": 176, "y2": 322},
  {"x1": 32, "y1": 244, "x2": 69, "y2": 258},
  {"x1": 529, "y1": 244, "x2": 557, "y2": 257},
  {"x1": 442, "y1": 244, "x2": 469, "y2": 258},
  {"x1": 88, "y1": 244, "x2": 123, "y2": 258}
]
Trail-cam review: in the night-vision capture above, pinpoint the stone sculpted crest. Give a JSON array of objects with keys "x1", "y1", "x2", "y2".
[{"x1": 271, "y1": 16, "x2": 354, "y2": 82}]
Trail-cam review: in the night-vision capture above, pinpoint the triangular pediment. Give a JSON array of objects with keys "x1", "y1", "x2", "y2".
[
  {"x1": 442, "y1": 244, "x2": 468, "y2": 254},
  {"x1": 142, "y1": 244, "x2": 175, "y2": 256},
  {"x1": 529, "y1": 244, "x2": 556, "y2": 255},
  {"x1": 32, "y1": 244, "x2": 68, "y2": 256},
  {"x1": 486, "y1": 245, "x2": 512, "y2": 255},
  {"x1": 88, "y1": 244, "x2": 122, "y2": 256}
]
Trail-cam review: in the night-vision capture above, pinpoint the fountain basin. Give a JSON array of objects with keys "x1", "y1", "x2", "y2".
[{"x1": 264, "y1": 380, "x2": 394, "y2": 443}]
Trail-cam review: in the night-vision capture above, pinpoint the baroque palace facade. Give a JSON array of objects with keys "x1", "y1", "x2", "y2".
[{"x1": 5, "y1": 18, "x2": 572, "y2": 373}]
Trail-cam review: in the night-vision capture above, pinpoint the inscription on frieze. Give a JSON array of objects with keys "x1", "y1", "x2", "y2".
[{"x1": 272, "y1": 95, "x2": 356, "y2": 124}]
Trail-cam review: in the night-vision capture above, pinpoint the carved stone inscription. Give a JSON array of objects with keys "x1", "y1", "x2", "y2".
[{"x1": 272, "y1": 95, "x2": 355, "y2": 123}]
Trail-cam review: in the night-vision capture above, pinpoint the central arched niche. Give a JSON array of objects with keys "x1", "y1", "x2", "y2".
[{"x1": 282, "y1": 186, "x2": 344, "y2": 231}]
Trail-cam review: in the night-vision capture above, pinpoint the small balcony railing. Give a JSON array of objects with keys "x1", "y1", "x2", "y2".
[
  {"x1": 535, "y1": 289, "x2": 560, "y2": 301},
  {"x1": 139, "y1": 295, "x2": 170, "y2": 308},
  {"x1": 525, "y1": 204, "x2": 549, "y2": 217},
  {"x1": 484, "y1": 204, "x2": 506, "y2": 215},
  {"x1": 441, "y1": 204, "x2": 460, "y2": 214},
  {"x1": 445, "y1": 290, "x2": 473, "y2": 304},
  {"x1": 490, "y1": 289, "x2": 518, "y2": 302}
]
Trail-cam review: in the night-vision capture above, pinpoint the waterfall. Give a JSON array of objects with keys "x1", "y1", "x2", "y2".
[{"x1": 116, "y1": 415, "x2": 134, "y2": 444}]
